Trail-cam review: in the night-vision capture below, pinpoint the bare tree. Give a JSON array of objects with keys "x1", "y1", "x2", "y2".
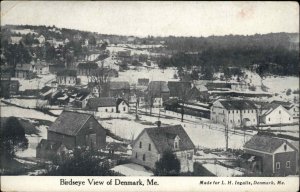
[{"x1": 88, "y1": 63, "x2": 111, "y2": 97}]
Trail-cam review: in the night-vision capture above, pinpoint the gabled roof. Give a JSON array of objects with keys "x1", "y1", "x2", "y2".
[
  {"x1": 48, "y1": 111, "x2": 96, "y2": 136},
  {"x1": 148, "y1": 81, "x2": 169, "y2": 96},
  {"x1": 261, "y1": 104, "x2": 290, "y2": 118},
  {"x1": 167, "y1": 81, "x2": 191, "y2": 98},
  {"x1": 270, "y1": 100, "x2": 294, "y2": 110},
  {"x1": 218, "y1": 100, "x2": 257, "y2": 110},
  {"x1": 87, "y1": 97, "x2": 116, "y2": 108},
  {"x1": 244, "y1": 135, "x2": 291, "y2": 154},
  {"x1": 109, "y1": 81, "x2": 130, "y2": 90},
  {"x1": 134, "y1": 125, "x2": 195, "y2": 153},
  {"x1": 40, "y1": 86, "x2": 52, "y2": 94}
]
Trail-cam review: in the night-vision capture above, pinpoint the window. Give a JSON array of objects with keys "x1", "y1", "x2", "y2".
[
  {"x1": 230, "y1": 120, "x2": 232, "y2": 123},
  {"x1": 105, "y1": 109, "x2": 108, "y2": 112},
  {"x1": 139, "y1": 141, "x2": 142, "y2": 148},
  {"x1": 111, "y1": 108, "x2": 114, "y2": 112},
  {"x1": 236, "y1": 110, "x2": 239, "y2": 114},
  {"x1": 248, "y1": 110, "x2": 249, "y2": 113},
  {"x1": 233, "y1": 111, "x2": 234, "y2": 114},
  {"x1": 251, "y1": 110, "x2": 253, "y2": 113},
  {"x1": 268, "y1": 118, "x2": 271, "y2": 122},
  {"x1": 289, "y1": 117, "x2": 291, "y2": 121},
  {"x1": 223, "y1": 119, "x2": 225, "y2": 122},
  {"x1": 223, "y1": 110, "x2": 224, "y2": 114},
  {"x1": 228, "y1": 111, "x2": 230, "y2": 114},
  {"x1": 123, "y1": 107, "x2": 126, "y2": 111},
  {"x1": 174, "y1": 141, "x2": 178, "y2": 149},
  {"x1": 143, "y1": 154, "x2": 146, "y2": 161},
  {"x1": 286, "y1": 161, "x2": 290, "y2": 168},
  {"x1": 148, "y1": 144, "x2": 151, "y2": 151},
  {"x1": 276, "y1": 162, "x2": 280, "y2": 169},
  {"x1": 135, "y1": 152, "x2": 138, "y2": 159},
  {"x1": 284, "y1": 144, "x2": 287, "y2": 151},
  {"x1": 279, "y1": 110, "x2": 281, "y2": 114}
]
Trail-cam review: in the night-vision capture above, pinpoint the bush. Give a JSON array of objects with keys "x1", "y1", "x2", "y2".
[
  {"x1": 286, "y1": 89, "x2": 292, "y2": 96},
  {"x1": 43, "y1": 148, "x2": 122, "y2": 176},
  {"x1": 154, "y1": 150, "x2": 181, "y2": 176}
]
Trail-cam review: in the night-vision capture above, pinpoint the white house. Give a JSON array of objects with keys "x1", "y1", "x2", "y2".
[
  {"x1": 37, "y1": 35, "x2": 45, "y2": 44},
  {"x1": 261, "y1": 105, "x2": 293, "y2": 125},
  {"x1": 87, "y1": 97, "x2": 117, "y2": 113},
  {"x1": 117, "y1": 99, "x2": 129, "y2": 113},
  {"x1": 10, "y1": 36, "x2": 23, "y2": 44},
  {"x1": 211, "y1": 99, "x2": 258, "y2": 128}
]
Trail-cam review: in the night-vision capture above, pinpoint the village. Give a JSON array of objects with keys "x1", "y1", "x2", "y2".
[{"x1": 1, "y1": 25, "x2": 299, "y2": 177}]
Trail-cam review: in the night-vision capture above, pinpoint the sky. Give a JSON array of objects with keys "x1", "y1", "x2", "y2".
[{"x1": 1, "y1": 1, "x2": 299, "y2": 37}]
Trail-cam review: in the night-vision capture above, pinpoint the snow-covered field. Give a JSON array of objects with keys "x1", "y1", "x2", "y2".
[
  {"x1": 202, "y1": 163, "x2": 243, "y2": 177},
  {"x1": 1, "y1": 103, "x2": 57, "y2": 122},
  {"x1": 4, "y1": 98, "x2": 38, "y2": 108},
  {"x1": 263, "y1": 76, "x2": 299, "y2": 94},
  {"x1": 111, "y1": 163, "x2": 153, "y2": 176},
  {"x1": 12, "y1": 74, "x2": 56, "y2": 91}
]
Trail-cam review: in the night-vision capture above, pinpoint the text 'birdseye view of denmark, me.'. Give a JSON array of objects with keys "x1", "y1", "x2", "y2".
[{"x1": 0, "y1": 2, "x2": 299, "y2": 177}]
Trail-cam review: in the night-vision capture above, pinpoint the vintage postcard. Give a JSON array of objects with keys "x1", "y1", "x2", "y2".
[{"x1": 0, "y1": 1, "x2": 299, "y2": 192}]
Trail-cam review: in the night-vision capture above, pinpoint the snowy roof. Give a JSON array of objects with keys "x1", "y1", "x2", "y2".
[
  {"x1": 244, "y1": 135, "x2": 292, "y2": 154},
  {"x1": 134, "y1": 125, "x2": 195, "y2": 153},
  {"x1": 219, "y1": 100, "x2": 257, "y2": 110},
  {"x1": 48, "y1": 111, "x2": 98, "y2": 136}
]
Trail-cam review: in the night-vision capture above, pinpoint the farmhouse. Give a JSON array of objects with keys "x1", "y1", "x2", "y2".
[
  {"x1": 36, "y1": 35, "x2": 46, "y2": 44},
  {"x1": 211, "y1": 99, "x2": 258, "y2": 129},
  {"x1": 260, "y1": 103, "x2": 293, "y2": 125},
  {"x1": 243, "y1": 135, "x2": 298, "y2": 176},
  {"x1": 56, "y1": 69, "x2": 77, "y2": 86},
  {"x1": 131, "y1": 125, "x2": 195, "y2": 172},
  {"x1": 87, "y1": 97, "x2": 117, "y2": 112},
  {"x1": 87, "y1": 97, "x2": 129, "y2": 113},
  {"x1": 47, "y1": 111, "x2": 106, "y2": 150},
  {"x1": 270, "y1": 100, "x2": 299, "y2": 122}
]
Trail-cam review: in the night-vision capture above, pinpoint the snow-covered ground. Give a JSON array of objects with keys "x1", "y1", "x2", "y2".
[
  {"x1": 263, "y1": 76, "x2": 299, "y2": 94},
  {"x1": 202, "y1": 163, "x2": 243, "y2": 177},
  {"x1": 4, "y1": 98, "x2": 38, "y2": 108},
  {"x1": 1, "y1": 103, "x2": 56, "y2": 122},
  {"x1": 111, "y1": 163, "x2": 153, "y2": 176},
  {"x1": 16, "y1": 125, "x2": 48, "y2": 158},
  {"x1": 12, "y1": 74, "x2": 56, "y2": 91}
]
